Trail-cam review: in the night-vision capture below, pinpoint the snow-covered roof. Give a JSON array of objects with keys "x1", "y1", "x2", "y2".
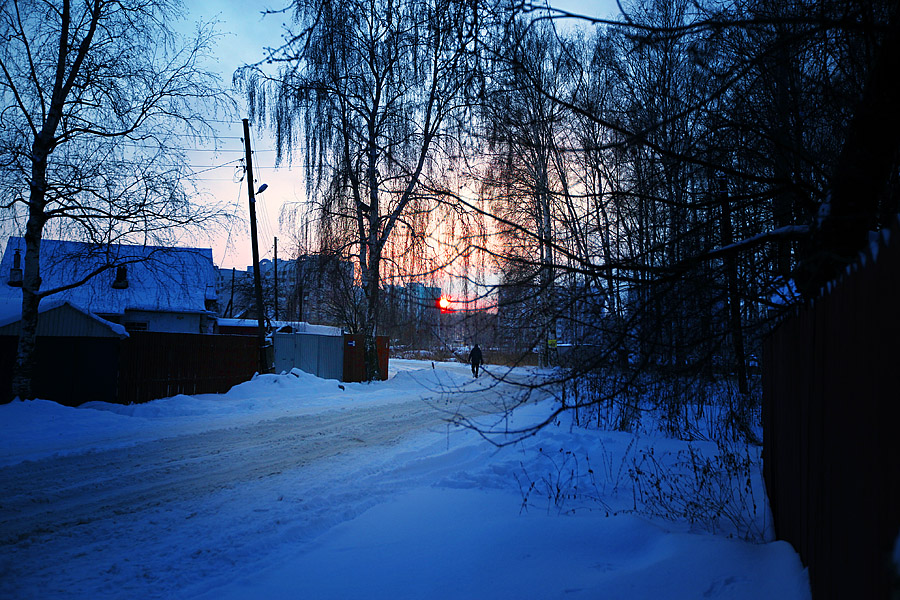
[
  {"x1": 217, "y1": 318, "x2": 262, "y2": 328},
  {"x1": 284, "y1": 322, "x2": 343, "y2": 336},
  {"x1": 0, "y1": 237, "x2": 217, "y2": 316},
  {"x1": 218, "y1": 318, "x2": 343, "y2": 337}
]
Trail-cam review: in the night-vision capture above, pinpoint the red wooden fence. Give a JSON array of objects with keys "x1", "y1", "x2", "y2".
[
  {"x1": 342, "y1": 335, "x2": 389, "y2": 382},
  {"x1": 4, "y1": 330, "x2": 394, "y2": 405}
]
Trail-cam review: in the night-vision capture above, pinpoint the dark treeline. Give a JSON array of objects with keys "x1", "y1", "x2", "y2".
[{"x1": 240, "y1": 0, "x2": 899, "y2": 432}]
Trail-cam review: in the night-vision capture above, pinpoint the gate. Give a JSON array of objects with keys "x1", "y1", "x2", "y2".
[{"x1": 273, "y1": 332, "x2": 344, "y2": 380}]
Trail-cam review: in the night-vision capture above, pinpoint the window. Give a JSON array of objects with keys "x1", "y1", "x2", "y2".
[{"x1": 124, "y1": 321, "x2": 148, "y2": 332}]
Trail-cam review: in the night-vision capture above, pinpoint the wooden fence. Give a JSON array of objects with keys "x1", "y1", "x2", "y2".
[
  {"x1": 118, "y1": 332, "x2": 258, "y2": 404},
  {"x1": 3, "y1": 330, "x2": 395, "y2": 405},
  {"x1": 0, "y1": 335, "x2": 120, "y2": 406},
  {"x1": 1, "y1": 332, "x2": 258, "y2": 406},
  {"x1": 762, "y1": 231, "x2": 900, "y2": 599}
]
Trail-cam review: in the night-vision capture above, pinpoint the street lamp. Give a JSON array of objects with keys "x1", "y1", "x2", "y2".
[{"x1": 243, "y1": 117, "x2": 271, "y2": 374}]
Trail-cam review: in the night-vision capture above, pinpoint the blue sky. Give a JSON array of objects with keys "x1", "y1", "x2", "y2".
[{"x1": 178, "y1": 1, "x2": 297, "y2": 270}]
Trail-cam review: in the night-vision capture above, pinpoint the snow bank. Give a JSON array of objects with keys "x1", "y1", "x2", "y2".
[
  {"x1": 201, "y1": 486, "x2": 808, "y2": 600},
  {"x1": 0, "y1": 360, "x2": 811, "y2": 599},
  {"x1": 187, "y1": 386, "x2": 808, "y2": 600},
  {"x1": 0, "y1": 360, "x2": 489, "y2": 467}
]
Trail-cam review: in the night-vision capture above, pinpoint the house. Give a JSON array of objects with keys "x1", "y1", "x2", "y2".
[{"x1": 0, "y1": 237, "x2": 219, "y2": 334}]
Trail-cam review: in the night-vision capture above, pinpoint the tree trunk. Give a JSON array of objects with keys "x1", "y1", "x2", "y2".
[
  {"x1": 537, "y1": 161, "x2": 554, "y2": 368},
  {"x1": 363, "y1": 137, "x2": 382, "y2": 381},
  {"x1": 361, "y1": 247, "x2": 382, "y2": 381},
  {"x1": 719, "y1": 178, "x2": 749, "y2": 395},
  {"x1": 770, "y1": 13, "x2": 798, "y2": 282},
  {"x1": 800, "y1": 5, "x2": 900, "y2": 295},
  {"x1": 12, "y1": 172, "x2": 48, "y2": 399}
]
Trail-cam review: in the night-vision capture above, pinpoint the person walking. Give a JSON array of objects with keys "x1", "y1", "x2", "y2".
[{"x1": 469, "y1": 344, "x2": 483, "y2": 378}]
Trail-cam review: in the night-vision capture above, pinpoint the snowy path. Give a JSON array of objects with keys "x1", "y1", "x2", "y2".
[
  {"x1": 1, "y1": 389, "x2": 504, "y2": 547},
  {"x1": 0, "y1": 364, "x2": 532, "y2": 598}
]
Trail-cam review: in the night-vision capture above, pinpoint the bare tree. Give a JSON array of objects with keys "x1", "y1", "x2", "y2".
[
  {"x1": 451, "y1": 0, "x2": 899, "y2": 441},
  {"x1": 0, "y1": 0, "x2": 231, "y2": 398},
  {"x1": 477, "y1": 18, "x2": 578, "y2": 366},
  {"x1": 238, "y1": 0, "x2": 480, "y2": 379}
]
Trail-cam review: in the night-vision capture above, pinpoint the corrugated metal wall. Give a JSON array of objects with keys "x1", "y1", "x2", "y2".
[{"x1": 273, "y1": 333, "x2": 344, "y2": 381}]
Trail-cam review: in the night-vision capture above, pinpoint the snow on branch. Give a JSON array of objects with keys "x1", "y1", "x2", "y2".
[{"x1": 702, "y1": 225, "x2": 810, "y2": 261}]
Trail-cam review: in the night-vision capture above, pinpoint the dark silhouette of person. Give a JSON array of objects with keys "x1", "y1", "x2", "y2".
[{"x1": 469, "y1": 344, "x2": 483, "y2": 378}]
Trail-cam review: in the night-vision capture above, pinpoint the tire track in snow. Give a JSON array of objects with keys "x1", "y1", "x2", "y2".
[{"x1": 0, "y1": 383, "x2": 521, "y2": 547}]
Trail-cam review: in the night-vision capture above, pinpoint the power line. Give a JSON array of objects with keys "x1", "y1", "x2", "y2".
[
  {"x1": 190, "y1": 158, "x2": 244, "y2": 177},
  {"x1": 192, "y1": 177, "x2": 249, "y2": 182},
  {"x1": 120, "y1": 142, "x2": 279, "y2": 154},
  {"x1": 219, "y1": 176, "x2": 245, "y2": 267},
  {"x1": 243, "y1": 123, "x2": 278, "y2": 250},
  {"x1": 120, "y1": 132, "x2": 245, "y2": 140}
]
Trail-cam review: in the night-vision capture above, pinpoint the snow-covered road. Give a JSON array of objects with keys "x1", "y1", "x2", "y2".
[
  {"x1": 1, "y1": 385, "x2": 505, "y2": 548},
  {"x1": 0, "y1": 361, "x2": 810, "y2": 599},
  {"x1": 0, "y1": 363, "x2": 537, "y2": 598}
]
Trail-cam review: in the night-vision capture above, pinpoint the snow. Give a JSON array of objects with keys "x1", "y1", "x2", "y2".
[
  {"x1": 711, "y1": 225, "x2": 810, "y2": 259},
  {"x1": 0, "y1": 360, "x2": 810, "y2": 599},
  {"x1": 200, "y1": 488, "x2": 804, "y2": 600},
  {"x1": 769, "y1": 277, "x2": 801, "y2": 307},
  {"x1": 0, "y1": 237, "x2": 217, "y2": 316},
  {"x1": 895, "y1": 532, "x2": 900, "y2": 574}
]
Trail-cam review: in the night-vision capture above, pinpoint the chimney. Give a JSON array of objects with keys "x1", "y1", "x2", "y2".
[
  {"x1": 8, "y1": 249, "x2": 22, "y2": 287},
  {"x1": 111, "y1": 265, "x2": 129, "y2": 289}
]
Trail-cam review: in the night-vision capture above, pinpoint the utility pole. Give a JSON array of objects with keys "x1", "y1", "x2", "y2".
[
  {"x1": 296, "y1": 260, "x2": 303, "y2": 323},
  {"x1": 274, "y1": 237, "x2": 279, "y2": 322},
  {"x1": 229, "y1": 267, "x2": 235, "y2": 318},
  {"x1": 243, "y1": 118, "x2": 269, "y2": 374}
]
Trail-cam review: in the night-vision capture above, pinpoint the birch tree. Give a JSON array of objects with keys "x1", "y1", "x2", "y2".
[
  {"x1": 238, "y1": 0, "x2": 480, "y2": 379},
  {"x1": 0, "y1": 0, "x2": 229, "y2": 398}
]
